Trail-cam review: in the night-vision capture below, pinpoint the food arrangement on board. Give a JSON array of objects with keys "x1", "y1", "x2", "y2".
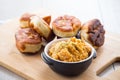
[{"x1": 14, "y1": 13, "x2": 105, "y2": 76}]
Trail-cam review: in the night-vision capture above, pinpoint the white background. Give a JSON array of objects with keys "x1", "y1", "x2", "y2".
[{"x1": 0, "y1": 0, "x2": 120, "y2": 80}]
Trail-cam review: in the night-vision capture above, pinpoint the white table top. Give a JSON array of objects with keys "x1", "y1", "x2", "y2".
[{"x1": 0, "y1": 0, "x2": 120, "y2": 80}]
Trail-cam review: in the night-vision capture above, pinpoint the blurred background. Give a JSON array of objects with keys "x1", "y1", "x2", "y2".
[
  {"x1": 0, "y1": 0, "x2": 120, "y2": 80},
  {"x1": 0, "y1": 0, "x2": 120, "y2": 34}
]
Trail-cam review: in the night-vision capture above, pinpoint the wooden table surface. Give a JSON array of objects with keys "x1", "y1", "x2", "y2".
[{"x1": 0, "y1": 0, "x2": 120, "y2": 80}]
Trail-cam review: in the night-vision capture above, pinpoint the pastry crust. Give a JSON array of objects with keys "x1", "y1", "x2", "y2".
[
  {"x1": 30, "y1": 16, "x2": 54, "y2": 41},
  {"x1": 20, "y1": 13, "x2": 51, "y2": 28},
  {"x1": 20, "y1": 13, "x2": 35, "y2": 28},
  {"x1": 80, "y1": 19, "x2": 105, "y2": 49},
  {"x1": 52, "y1": 15, "x2": 81, "y2": 37},
  {"x1": 15, "y1": 28, "x2": 42, "y2": 53},
  {"x1": 42, "y1": 15, "x2": 51, "y2": 25}
]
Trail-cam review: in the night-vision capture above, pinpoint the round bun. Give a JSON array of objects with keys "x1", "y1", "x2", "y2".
[
  {"x1": 52, "y1": 15, "x2": 81, "y2": 37},
  {"x1": 30, "y1": 16, "x2": 54, "y2": 41},
  {"x1": 20, "y1": 13, "x2": 35, "y2": 28},
  {"x1": 80, "y1": 19, "x2": 105, "y2": 49},
  {"x1": 20, "y1": 13, "x2": 51, "y2": 27},
  {"x1": 15, "y1": 28, "x2": 42, "y2": 54}
]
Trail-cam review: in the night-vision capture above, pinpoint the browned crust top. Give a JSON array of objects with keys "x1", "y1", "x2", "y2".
[
  {"x1": 42, "y1": 15, "x2": 51, "y2": 25},
  {"x1": 15, "y1": 28, "x2": 42, "y2": 44},
  {"x1": 20, "y1": 13, "x2": 35, "y2": 21},
  {"x1": 52, "y1": 15, "x2": 81, "y2": 32}
]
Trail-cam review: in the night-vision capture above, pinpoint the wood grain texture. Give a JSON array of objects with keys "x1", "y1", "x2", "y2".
[{"x1": 0, "y1": 18, "x2": 120, "y2": 80}]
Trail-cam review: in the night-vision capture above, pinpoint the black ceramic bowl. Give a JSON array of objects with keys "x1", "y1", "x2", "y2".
[{"x1": 41, "y1": 38, "x2": 96, "y2": 76}]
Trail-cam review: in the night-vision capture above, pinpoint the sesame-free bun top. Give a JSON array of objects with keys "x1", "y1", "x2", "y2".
[
  {"x1": 15, "y1": 28, "x2": 42, "y2": 53},
  {"x1": 52, "y1": 15, "x2": 81, "y2": 37}
]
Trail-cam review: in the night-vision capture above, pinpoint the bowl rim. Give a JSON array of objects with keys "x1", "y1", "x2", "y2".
[{"x1": 44, "y1": 38, "x2": 95, "y2": 64}]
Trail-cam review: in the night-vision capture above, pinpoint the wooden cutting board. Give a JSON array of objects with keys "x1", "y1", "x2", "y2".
[{"x1": 0, "y1": 16, "x2": 120, "y2": 80}]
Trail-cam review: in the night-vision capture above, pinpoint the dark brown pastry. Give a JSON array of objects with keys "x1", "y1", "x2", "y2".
[{"x1": 80, "y1": 19, "x2": 105, "y2": 49}]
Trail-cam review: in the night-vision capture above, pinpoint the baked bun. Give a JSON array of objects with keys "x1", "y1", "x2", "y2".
[
  {"x1": 30, "y1": 16, "x2": 54, "y2": 41},
  {"x1": 15, "y1": 28, "x2": 42, "y2": 54},
  {"x1": 52, "y1": 15, "x2": 81, "y2": 37},
  {"x1": 20, "y1": 13, "x2": 51, "y2": 28},
  {"x1": 80, "y1": 19, "x2": 105, "y2": 49},
  {"x1": 20, "y1": 13, "x2": 35, "y2": 28}
]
